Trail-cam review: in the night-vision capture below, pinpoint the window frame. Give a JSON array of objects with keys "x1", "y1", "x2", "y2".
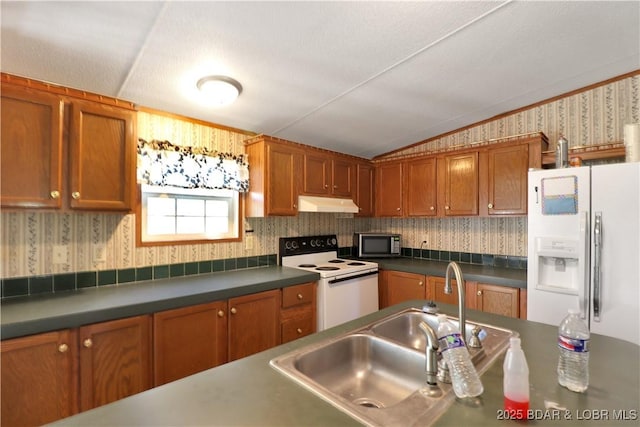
[{"x1": 135, "y1": 184, "x2": 243, "y2": 247}]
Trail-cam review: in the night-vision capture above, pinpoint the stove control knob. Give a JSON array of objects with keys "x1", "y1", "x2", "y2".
[
  {"x1": 329, "y1": 237, "x2": 337, "y2": 246},
  {"x1": 310, "y1": 240, "x2": 316, "y2": 247},
  {"x1": 285, "y1": 242, "x2": 292, "y2": 250},
  {"x1": 291, "y1": 241, "x2": 299, "y2": 249},
  {"x1": 318, "y1": 239, "x2": 324, "y2": 247}
]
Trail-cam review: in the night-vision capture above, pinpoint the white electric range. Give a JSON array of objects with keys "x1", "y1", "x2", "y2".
[{"x1": 279, "y1": 235, "x2": 379, "y2": 331}]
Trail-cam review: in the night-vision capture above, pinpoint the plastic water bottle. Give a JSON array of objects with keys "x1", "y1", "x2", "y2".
[
  {"x1": 503, "y1": 337, "x2": 529, "y2": 420},
  {"x1": 436, "y1": 314, "x2": 483, "y2": 398},
  {"x1": 557, "y1": 309, "x2": 590, "y2": 392}
]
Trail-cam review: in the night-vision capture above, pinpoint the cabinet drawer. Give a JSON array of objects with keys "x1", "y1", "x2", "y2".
[
  {"x1": 282, "y1": 283, "x2": 314, "y2": 308},
  {"x1": 281, "y1": 315, "x2": 314, "y2": 343}
]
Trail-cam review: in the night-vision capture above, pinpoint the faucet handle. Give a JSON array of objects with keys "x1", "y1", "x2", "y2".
[{"x1": 467, "y1": 325, "x2": 483, "y2": 349}]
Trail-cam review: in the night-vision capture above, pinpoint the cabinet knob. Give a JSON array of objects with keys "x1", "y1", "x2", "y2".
[
  {"x1": 297, "y1": 293, "x2": 303, "y2": 300},
  {"x1": 296, "y1": 328, "x2": 303, "y2": 334},
  {"x1": 50, "y1": 190, "x2": 60, "y2": 199},
  {"x1": 58, "y1": 343, "x2": 69, "y2": 353},
  {"x1": 444, "y1": 206, "x2": 450, "y2": 210},
  {"x1": 333, "y1": 185, "x2": 337, "y2": 189},
  {"x1": 477, "y1": 290, "x2": 482, "y2": 296},
  {"x1": 72, "y1": 192, "x2": 80, "y2": 200},
  {"x1": 418, "y1": 281, "x2": 424, "y2": 286},
  {"x1": 430, "y1": 206, "x2": 435, "y2": 211},
  {"x1": 293, "y1": 204, "x2": 297, "y2": 208},
  {"x1": 396, "y1": 207, "x2": 401, "y2": 211},
  {"x1": 230, "y1": 307, "x2": 237, "y2": 314},
  {"x1": 324, "y1": 184, "x2": 328, "y2": 189},
  {"x1": 83, "y1": 338, "x2": 93, "y2": 348},
  {"x1": 217, "y1": 310, "x2": 225, "y2": 317},
  {"x1": 488, "y1": 203, "x2": 493, "y2": 209}
]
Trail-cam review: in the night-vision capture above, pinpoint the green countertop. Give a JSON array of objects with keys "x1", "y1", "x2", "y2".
[
  {"x1": 374, "y1": 258, "x2": 527, "y2": 288},
  {"x1": 48, "y1": 301, "x2": 639, "y2": 427},
  {"x1": 0, "y1": 266, "x2": 319, "y2": 339}
]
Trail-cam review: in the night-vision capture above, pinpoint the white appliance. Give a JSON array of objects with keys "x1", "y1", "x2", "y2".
[
  {"x1": 279, "y1": 235, "x2": 379, "y2": 331},
  {"x1": 527, "y1": 163, "x2": 640, "y2": 345}
]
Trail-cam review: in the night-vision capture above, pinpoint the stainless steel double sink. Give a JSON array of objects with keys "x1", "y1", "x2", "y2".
[{"x1": 270, "y1": 307, "x2": 516, "y2": 426}]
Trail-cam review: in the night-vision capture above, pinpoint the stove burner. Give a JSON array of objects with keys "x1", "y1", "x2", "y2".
[
  {"x1": 328, "y1": 259, "x2": 346, "y2": 263},
  {"x1": 298, "y1": 264, "x2": 317, "y2": 268},
  {"x1": 348, "y1": 262, "x2": 366, "y2": 266},
  {"x1": 316, "y1": 266, "x2": 340, "y2": 271}
]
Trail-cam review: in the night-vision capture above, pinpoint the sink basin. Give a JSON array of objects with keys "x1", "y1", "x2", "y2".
[
  {"x1": 270, "y1": 308, "x2": 517, "y2": 426},
  {"x1": 293, "y1": 333, "x2": 426, "y2": 408}
]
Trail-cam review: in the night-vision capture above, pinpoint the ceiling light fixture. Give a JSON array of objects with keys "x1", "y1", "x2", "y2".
[{"x1": 196, "y1": 75, "x2": 242, "y2": 106}]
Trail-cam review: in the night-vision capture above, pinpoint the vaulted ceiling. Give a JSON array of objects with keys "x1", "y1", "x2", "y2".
[{"x1": 2, "y1": 1, "x2": 638, "y2": 158}]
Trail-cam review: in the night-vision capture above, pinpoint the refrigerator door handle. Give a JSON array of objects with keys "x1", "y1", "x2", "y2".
[
  {"x1": 593, "y1": 212, "x2": 602, "y2": 322},
  {"x1": 579, "y1": 211, "x2": 589, "y2": 319}
]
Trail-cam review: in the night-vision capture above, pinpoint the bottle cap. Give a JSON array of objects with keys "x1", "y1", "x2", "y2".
[
  {"x1": 436, "y1": 314, "x2": 448, "y2": 322},
  {"x1": 568, "y1": 308, "x2": 580, "y2": 315},
  {"x1": 510, "y1": 337, "x2": 521, "y2": 347}
]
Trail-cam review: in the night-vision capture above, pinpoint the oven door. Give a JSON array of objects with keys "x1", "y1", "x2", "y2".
[{"x1": 317, "y1": 270, "x2": 379, "y2": 331}]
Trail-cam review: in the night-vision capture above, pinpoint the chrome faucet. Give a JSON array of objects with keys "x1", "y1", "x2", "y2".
[
  {"x1": 444, "y1": 261, "x2": 466, "y2": 343},
  {"x1": 418, "y1": 321, "x2": 442, "y2": 397}
]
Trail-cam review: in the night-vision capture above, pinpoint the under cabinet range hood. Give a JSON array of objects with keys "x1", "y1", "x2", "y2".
[{"x1": 297, "y1": 195, "x2": 359, "y2": 213}]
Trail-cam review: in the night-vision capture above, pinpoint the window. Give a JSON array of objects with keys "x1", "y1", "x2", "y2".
[{"x1": 139, "y1": 185, "x2": 240, "y2": 244}]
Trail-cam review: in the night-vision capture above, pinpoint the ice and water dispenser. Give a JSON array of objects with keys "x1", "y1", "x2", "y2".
[{"x1": 532, "y1": 237, "x2": 583, "y2": 295}]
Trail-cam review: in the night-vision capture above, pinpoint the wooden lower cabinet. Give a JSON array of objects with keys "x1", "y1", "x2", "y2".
[
  {"x1": 228, "y1": 289, "x2": 281, "y2": 361},
  {"x1": 78, "y1": 315, "x2": 152, "y2": 411},
  {"x1": 472, "y1": 283, "x2": 520, "y2": 318},
  {"x1": 153, "y1": 301, "x2": 228, "y2": 386},
  {"x1": 427, "y1": 276, "x2": 475, "y2": 308},
  {"x1": 379, "y1": 270, "x2": 426, "y2": 308},
  {"x1": 1, "y1": 330, "x2": 78, "y2": 427},
  {"x1": 280, "y1": 282, "x2": 316, "y2": 343}
]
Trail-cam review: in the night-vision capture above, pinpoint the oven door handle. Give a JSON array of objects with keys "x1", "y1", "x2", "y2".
[{"x1": 328, "y1": 270, "x2": 378, "y2": 284}]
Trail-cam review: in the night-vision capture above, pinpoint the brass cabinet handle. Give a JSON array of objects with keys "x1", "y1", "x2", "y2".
[
  {"x1": 488, "y1": 203, "x2": 494, "y2": 209},
  {"x1": 230, "y1": 307, "x2": 237, "y2": 314},
  {"x1": 72, "y1": 192, "x2": 80, "y2": 199},
  {"x1": 296, "y1": 328, "x2": 303, "y2": 334},
  {"x1": 324, "y1": 184, "x2": 328, "y2": 188},
  {"x1": 418, "y1": 281, "x2": 424, "y2": 286},
  {"x1": 297, "y1": 293, "x2": 303, "y2": 300},
  {"x1": 293, "y1": 203, "x2": 297, "y2": 208},
  {"x1": 58, "y1": 343, "x2": 69, "y2": 353},
  {"x1": 333, "y1": 185, "x2": 337, "y2": 189},
  {"x1": 430, "y1": 206, "x2": 435, "y2": 211},
  {"x1": 396, "y1": 207, "x2": 401, "y2": 211},
  {"x1": 217, "y1": 310, "x2": 225, "y2": 317},
  {"x1": 477, "y1": 290, "x2": 482, "y2": 296},
  {"x1": 83, "y1": 338, "x2": 93, "y2": 348},
  {"x1": 445, "y1": 206, "x2": 450, "y2": 210},
  {"x1": 50, "y1": 190, "x2": 60, "y2": 199}
]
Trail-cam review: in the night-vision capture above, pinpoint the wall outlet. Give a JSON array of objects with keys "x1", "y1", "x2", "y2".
[
  {"x1": 93, "y1": 243, "x2": 107, "y2": 263},
  {"x1": 53, "y1": 245, "x2": 68, "y2": 264},
  {"x1": 245, "y1": 233, "x2": 254, "y2": 250}
]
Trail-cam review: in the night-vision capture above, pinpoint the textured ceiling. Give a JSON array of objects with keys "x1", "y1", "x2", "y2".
[{"x1": 2, "y1": 1, "x2": 638, "y2": 159}]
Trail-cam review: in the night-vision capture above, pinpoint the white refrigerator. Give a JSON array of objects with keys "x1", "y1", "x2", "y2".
[{"x1": 527, "y1": 163, "x2": 640, "y2": 345}]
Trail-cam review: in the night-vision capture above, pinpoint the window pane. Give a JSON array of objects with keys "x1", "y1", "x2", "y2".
[
  {"x1": 177, "y1": 198, "x2": 205, "y2": 216},
  {"x1": 206, "y1": 199, "x2": 229, "y2": 216},
  {"x1": 147, "y1": 197, "x2": 175, "y2": 215},
  {"x1": 147, "y1": 216, "x2": 176, "y2": 235},
  {"x1": 206, "y1": 217, "x2": 229, "y2": 235},
  {"x1": 177, "y1": 217, "x2": 205, "y2": 234}
]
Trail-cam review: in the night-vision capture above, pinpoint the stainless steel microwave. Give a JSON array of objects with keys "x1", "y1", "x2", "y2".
[{"x1": 353, "y1": 233, "x2": 401, "y2": 258}]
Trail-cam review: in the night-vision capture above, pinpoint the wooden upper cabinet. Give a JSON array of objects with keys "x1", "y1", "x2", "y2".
[
  {"x1": 302, "y1": 153, "x2": 354, "y2": 198},
  {"x1": 483, "y1": 144, "x2": 528, "y2": 215},
  {"x1": 1, "y1": 329, "x2": 78, "y2": 427},
  {"x1": 78, "y1": 315, "x2": 152, "y2": 411},
  {"x1": 406, "y1": 157, "x2": 437, "y2": 216},
  {"x1": 355, "y1": 162, "x2": 374, "y2": 216},
  {"x1": 441, "y1": 151, "x2": 478, "y2": 216},
  {"x1": 1, "y1": 85, "x2": 64, "y2": 209},
  {"x1": 153, "y1": 301, "x2": 228, "y2": 387},
  {"x1": 375, "y1": 161, "x2": 403, "y2": 216},
  {"x1": 69, "y1": 101, "x2": 135, "y2": 211}
]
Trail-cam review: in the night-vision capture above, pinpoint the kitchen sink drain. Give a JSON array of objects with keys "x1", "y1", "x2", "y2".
[{"x1": 352, "y1": 397, "x2": 384, "y2": 409}]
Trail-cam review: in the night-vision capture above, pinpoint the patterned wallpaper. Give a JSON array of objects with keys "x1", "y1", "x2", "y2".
[{"x1": 1, "y1": 74, "x2": 638, "y2": 279}]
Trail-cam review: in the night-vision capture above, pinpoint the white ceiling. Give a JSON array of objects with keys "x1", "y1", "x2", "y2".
[{"x1": 2, "y1": 1, "x2": 638, "y2": 159}]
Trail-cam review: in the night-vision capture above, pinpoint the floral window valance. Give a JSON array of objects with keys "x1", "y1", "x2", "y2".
[{"x1": 137, "y1": 138, "x2": 249, "y2": 192}]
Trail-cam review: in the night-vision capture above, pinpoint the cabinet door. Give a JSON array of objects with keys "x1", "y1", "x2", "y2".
[
  {"x1": 428, "y1": 276, "x2": 461, "y2": 306},
  {"x1": 443, "y1": 152, "x2": 478, "y2": 216},
  {"x1": 486, "y1": 144, "x2": 528, "y2": 215},
  {"x1": 228, "y1": 289, "x2": 281, "y2": 361},
  {"x1": 69, "y1": 100, "x2": 135, "y2": 211},
  {"x1": 267, "y1": 144, "x2": 300, "y2": 215},
  {"x1": 1, "y1": 330, "x2": 78, "y2": 427},
  {"x1": 406, "y1": 157, "x2": 437, "y2": 216},
  {"x1": 476, "y1": 283, "x2": 519, "y2": 318},
  {"x1": 331, "y1": 158, "x2": 353, "y2": 197},
  {"x1": 355, "y1": 162, "x2": 374, "y2": 216},
  {"x1": 153, "y1": 301, "x2": 228, "y2": 386},
  {"x1": 375, "y1": 162, "x2": 403, "y2": 216},
  {"x1": 1, "y1": 85, "x2": 64, "y2": 209},
  {"x1": 79, "y1": 315, "x2": 152, "y2": 411},
  {"x1": 303, "y1": 153, "x2": 329, "y2": 195},
  {"x1": 386, "y1": 271, "x2": 426, "y2": 306}
]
